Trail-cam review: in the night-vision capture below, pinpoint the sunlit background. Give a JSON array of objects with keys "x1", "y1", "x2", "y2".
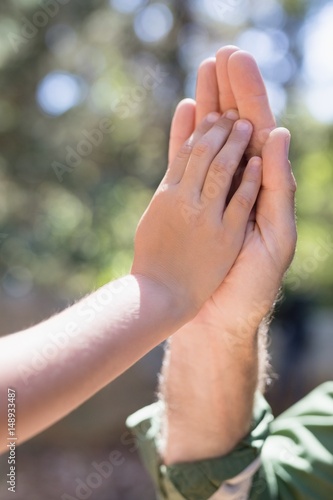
[{"x1": 0, "y1": 0, "x2": 333, "y2": 498}]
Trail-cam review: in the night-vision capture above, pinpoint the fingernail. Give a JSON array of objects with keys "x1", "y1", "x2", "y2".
[
  {"x1": 206, "y1": 112, "x2": 220, "y2": 123},
  {"x1": 225, "y1": 109, "x2": 239, "y2": 120},
  {"x1": 236, "y1": 120, "x2": 251, "y2": 131},
  {"x1": 285, "y1": 133, "x2": 291, "y2": 155}
]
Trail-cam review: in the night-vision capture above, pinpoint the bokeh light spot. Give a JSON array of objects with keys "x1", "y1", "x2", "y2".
[
  {"x1": 264, "y1": 81, "x2": 287, "y2": 116},
  {"x1": 250, "y1": 0, "x2": 285, "y2": 28},
  {"x1": 237, "y1": 29, "x2": 288, "y2": 67},
  {"x1": 303, "y1": 2, "x2": 333, "y2": 85},
  {"x1": 2, "y1": 266, "x2": 33, "y2": 298},
  {"x1": 305, "y1": 86, "x2": 333, "y2": 124},
  {"x1": 134, "y1": 4, "x2": 173, "y2": 43},
  {"x1": 36, "y1": 72, "x2": 84, "y2": 116},
  {"x1": 195, "y1": 0, "x2": 249, "y2": 26},
  {"x1": 302, "y1": 3, "x2": 333, "y2": 122}
]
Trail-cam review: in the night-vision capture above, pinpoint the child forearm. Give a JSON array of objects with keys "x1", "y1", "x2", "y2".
[{"x1": 0, "y1": 275, "x2": 190, "y2": 452}]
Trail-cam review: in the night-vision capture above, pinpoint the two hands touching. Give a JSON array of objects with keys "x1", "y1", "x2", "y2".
[
  {"x1": 133, "y1": 110, "x2": 263, "y2": 316},
  {"x1": 134, "y1": 49, "x2": 296, "y2": 328},
  {"x1": 0, "y1": 47, "x2": 296, "y2": 455},
  {"x1": 161, "y1": 46, "x2": 296, "y2": 333},
  {"x1": 151, "y1": 47, "x2": 297, "y2": 465}
]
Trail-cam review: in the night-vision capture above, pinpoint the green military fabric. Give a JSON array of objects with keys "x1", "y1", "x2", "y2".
[
  {"x1": 126, "y1": 392, "x2": 273, "y2": 499},
  {"x1": 126, "y1": 402, "x2": 185, "y2": 499},
  {"x1": 251, "y1": 381, "x2": 333, "y2": 499},
  {"x1": 127, "y1": 382, "x2": 333, "y2": 500}
]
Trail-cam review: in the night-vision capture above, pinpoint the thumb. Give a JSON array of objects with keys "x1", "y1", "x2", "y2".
[
  {"x1": 259, "y1": 127, "x2": 297, "y2": 264},
  {"x1": 262, "y1": 127, "x2": 296, "y2": 194}
]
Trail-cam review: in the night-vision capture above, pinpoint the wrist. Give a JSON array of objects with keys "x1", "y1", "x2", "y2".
[
  {"x1": 195, "y1": 296, "x2": 274, "y2": 344},
  {"x1": 129, "y1": 273, "x2": 196, "y2": 327},
  {"x1": 193, "y1": 312, "x2": 260, "y2": 348}
]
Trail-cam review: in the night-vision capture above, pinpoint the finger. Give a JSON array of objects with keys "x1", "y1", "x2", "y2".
[
  {"x1": 262, "y1": 128, "x2": 293, "y2": 189},
  {"x1": 195, "y1": 58, "x2": 220, "y2": 125},
  {"x1": 216, "y1": 46, "x2": 239, "y2": 112},
  {"x1": 259, "y1": 127, "x2": 296, "y2": 228},
  {"x1": 191, "y1": 111, "x2": 228, "y2": 145},
  {"x1": 165, "y1": 112, "x2": 221, "y2": 185},
  {"x1": 201, "y1": 119, "x2": 253, "y2": 218},
  {"x1": 181, "y1": 111, "x2": 239, "y2": 191},
  {"x1": 169, "y1": 98, "x2": 196, "y2": 165},
  {"x1": 228, "y1": 51, "x2": 276, "y2": 156},
  {"x1": 224, "y1": 157, "x2": 262, "y2": 232}
]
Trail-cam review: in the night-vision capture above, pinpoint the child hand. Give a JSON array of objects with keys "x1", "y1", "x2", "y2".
[{"x1": 132, "y1": 111, "x2": 262, "y2": 317}]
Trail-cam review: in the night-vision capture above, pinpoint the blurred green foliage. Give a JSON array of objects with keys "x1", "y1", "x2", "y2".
[{"x1": 0, "y1": 0, "x2": 332, "y2": 305}]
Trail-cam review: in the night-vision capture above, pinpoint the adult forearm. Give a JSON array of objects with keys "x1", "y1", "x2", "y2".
[
  {"x1": 160, "y1": 318, "x2": 266, "y2": 465},
  {"x1": 0, "y1": 275, "x2": 188, "y2": 452}
]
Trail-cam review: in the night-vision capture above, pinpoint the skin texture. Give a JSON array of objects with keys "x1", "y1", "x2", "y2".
[
  {"x1": 0, "y1": 111, "x2": 260, "y2": 453},
  {"x1": 161, "y1": 47, "x2": 297, "y2": 464},
  {"x1": 133, "y1": 111, "x2": 263, "y2": 312}
]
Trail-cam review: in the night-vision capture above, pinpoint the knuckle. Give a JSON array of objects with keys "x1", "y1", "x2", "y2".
[
  {"x1": 211, "y1": 156, "x2": 227, "y2": 173},
  {"x1": 210, "y1": 157, "x2": 235, "y2": 181},
  {"x1": 192, "y1": 140, "x2": 210, "y2": 158},
  {"x1": 214, "y1": 119, "x2": 232, "y2": 133},
  {"x1": 234, "y1": 191, "x2": 253, "y2": 210},
  {"x1": 153, "y1": 185, "x2": 172, "y2": 206},
  {"x1": 176, "y1": 189, "x2": 203, "y2": 221},
  {"x1": 177, "y1": 141, "x2": 193, "y2": 160},
  {"x1": 204, "y1": 180, "x2": 221, "y2": 199},
  {"x1": 209, "y1": 158, "x2": 237, "y2": 185}
]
